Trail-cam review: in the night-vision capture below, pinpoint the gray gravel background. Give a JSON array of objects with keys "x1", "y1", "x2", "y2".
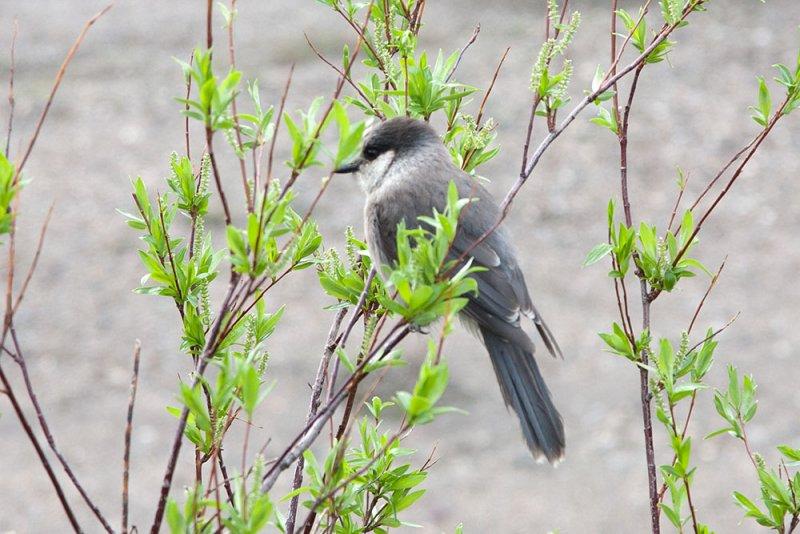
[{"x1": 1, "y1": 1, "x2": 799, "y2": 532}]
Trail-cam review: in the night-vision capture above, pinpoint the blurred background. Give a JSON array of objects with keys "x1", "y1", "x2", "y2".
[{"x1": 1, "y1": 0, "x2": 799, "y2": 532}]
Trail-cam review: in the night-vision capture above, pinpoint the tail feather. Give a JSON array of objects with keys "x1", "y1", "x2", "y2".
[
  {"x1": 482, "y1": 326, "x2": 565, "y2": 463},
  {"x1": 525, "y1": 304, "x2": 563, "y2": 359}
]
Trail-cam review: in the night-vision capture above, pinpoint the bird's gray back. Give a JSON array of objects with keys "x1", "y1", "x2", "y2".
[{"x1": 364, "y1": 151, "x2": 535, "y2": 348}]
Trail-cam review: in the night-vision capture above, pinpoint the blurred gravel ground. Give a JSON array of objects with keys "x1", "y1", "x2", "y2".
[{"x1": 0, "y1": 1, "x2": 799, "y2": 532}]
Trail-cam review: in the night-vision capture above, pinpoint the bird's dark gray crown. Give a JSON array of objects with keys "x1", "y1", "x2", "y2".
[{"x1": 361, "y1": 117, "x2": 439, "y2": 161}]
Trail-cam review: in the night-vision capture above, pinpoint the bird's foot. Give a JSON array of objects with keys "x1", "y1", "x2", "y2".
[{"x1": 408, "y1": 323, "x2": 429, "y2": 335}]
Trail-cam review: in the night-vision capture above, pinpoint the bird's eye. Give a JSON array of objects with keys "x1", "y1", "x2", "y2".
[{"x1": 363, "y1": 145, "x2": 379, "y2": 160}]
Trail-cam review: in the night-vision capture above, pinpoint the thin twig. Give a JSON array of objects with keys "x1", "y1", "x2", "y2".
[
  {"x1": 445, "y1": 24, "x2": 480, "y2": 83},
  {"x1": 225, "y1": 0, "x2": 253, "y2": 212},
  {"x1": 217, "y1": 450, "x2": 235, "y2": 505},
  {"x1": 260, "y1": 324, "x2": 410, "y2": 494},
  {"x1": 671, "y1": 96, "x2": 792, "y2": 269},
  {"x1": 666, "y1": 170, "x2": 689, "y2": 232},
  {"x1": 206, "y1": 0, "x2": 213, "y2": 49},
  {"x1": 667, "y1": 403, "x2": 700, "y2": 534},
  {"x1": 122, "y1": 341, "x2": 142, "y2": 534},
  {"x1": 412, "y1": 0, "x2": 427, "y2": 34},
  {"x1": 688, "y1": 258, "x2": 726, "y2": 335},
  {"x1": 304, "y1": 33, "x2": 383, "y2": 119},
  {"x1": 610, "y1": 0, "x2": 621, "y2": 128},
  {"x1": 301, "y1": 175, "x2": 333, "y2": 224},
  {"x1": 253, "y1": 5, "x2": 371, "y2": 273},
  {"x1": 687, "y1": 137, "x2": 758, "y2": 214},
  {"x1": 327, "y1": 268, "x2": 376, "y2": 407},
  {"x1": 0, "y1": 15, "x2": 113, "y2": 475},
  {"x1": 298, "y1": 426, "x2": 410, "y2": 533},
  {"x1": 603, "y1": 0, "x2": 653, "y2": 88},
  {"x1": 612, "y1": 4, "x2": 665, "y2": 530},
  {"x1": 638, "y1": 289, "x2": 659, "y2": 533},
  {"x1": 739, "y1": 415, "x2": 759, "y2": 471},
  {"x1": 459, "y1": 2, "x2": 701, "y2": 267},
  {"x1": 265, "y1": 65, "x2": 294, "y2": 190},
  {"x1": 201, "y1": 0, "x2": 233, "y2": 225},
  {"x1": 459, "y1": 47, "x2": 509, "y2": 171},
  {"x1": 184, "y1": 52, "x2": 194, "y2": 160},
  {"x1": 14, "y1": 4, "x2": 114, "y2": 181},
  {"x1": 520, "y1": 1, "x2": 557, "y2": 173},
  {"x1": 277, "y1": 3, "x2": 372, "y2": 200},
  {"x1": 12, "y1": 203, "x2": 54, "y2": 314},
  {"x1": 619, "y1": 63, "x2": 645, "y2": 226},
  {"x1": 656, "y1": 264, "x2": 733, "y2": 504},
  {"x1": 4, "y1": 18, "x2": 18, "y2": 158},
  {"x1": 9, "y1": 325, "x2": 114, "y2": 532},
  {"x1": 684, "y1": 312, "x2": 740, "y2": 357},
  {"x1": 205, "y1": 129, "x2": 233, "y2": 225},
  {"x1": 157, "y1": 195, "x2": 185, "y2": 319},
  {"x1": 285, "y1": 307, "x2": 348, "y2": 534},
  {"x1": 475, "y1": 47, "x2": 509, "y2": 127},
  {"x1": 0, "y1": 364, "x2": 81, "y2": 531},
  {"x1": 207, "y1": 449, "x2": 224, "y2": 532},
  {"x1": 332, "y1": 4, "x2": 392, "y2": 85},
  {"x1": 150, "y1": 279, "x2": 239, "y2": 533}
]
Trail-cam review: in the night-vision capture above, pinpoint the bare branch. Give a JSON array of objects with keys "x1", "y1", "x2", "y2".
[
  {"x1": 304, "y1": 33, "x2": 383, "y2": 119},
  {"x1": 0, "y1": 364, "x2": 81, "y2": 531},
  {"x1": 149, "y1": 277, "x2": 240, "y2": 533},
  {"x1": 205, "y1": 130, "x2": 233, "y2": 225},
  {"x1": 298, "y1": 425, "x2": 411, "y2": 533},
  {"x1": 327, "y1": 267, "x2": 377, "y2": 406},
  {"x1": 183, "y1": 52, "x2": 194, "y2": 160},
  {"x1": 8, "y1": 325, "x2": 114, "y2": 532},
  {"x1": 225, "y1": 0, "x2": 253, "y2": 212},
  {"x1": 14, "y1": 4, "x2": 114, "y2": 181},
  {"x1": 687, "y1": 138, "x2": 757, "y2": 215},
  {"x1": 122, "y1": 340, "x2": 142, "y2": 534},
  {"x1": 157, "y1": 196, "x2": 185, "y2": 319},
  {"x1": 475, "y1": 47, "x2": 509, "y2": 126},
  {"x1": 12, "y1": 203, "x2": 54, "y2": 314},
  {"x1": 285, "y1": 307, "x2": 349, "y2": 534},
  {"x1": 688, "y1": 258, "x2": 726, "y2": 335},
  {"x1": 445, "y1": 24, "x2": 480, "y2": 83},
  {"x1": 260, "y1": 324, "x2": 410, "y2": 494},
  {"x1": 671, "y1": 95, "x2": 793, "y2": 268},
  {"x1": 460, "y1": 1, "x2": 703, "y2": 267},
  {"x1": 667, "y1": 170, "x2": 689, "y2": 232},
  {"x1": 265, "y1": 64, "x2": 294, "y2": 190},
  {"x1": 4, "y1": 18, "x2": 18, "y2": 158}
]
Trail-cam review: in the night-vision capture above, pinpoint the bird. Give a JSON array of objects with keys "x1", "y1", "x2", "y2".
[{"x1": 334, "y1": 117, "x2": 565, "y2": 463}]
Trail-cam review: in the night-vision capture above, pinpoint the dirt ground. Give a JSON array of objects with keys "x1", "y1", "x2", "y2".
[{"x1": 1, "y1": 1, "x2": 799, "y2": 532}]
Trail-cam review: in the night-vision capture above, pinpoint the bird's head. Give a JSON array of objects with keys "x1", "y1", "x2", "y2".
[{"x1": 334, "y1": 117, "x2": 443, "y2": 193}]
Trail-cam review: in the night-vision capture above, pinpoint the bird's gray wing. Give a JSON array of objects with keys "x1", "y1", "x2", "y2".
[
  {"x1": 451, "y1": 175, "x2": 562, "y2": 358},
  {"x1": 366, "y1": 172, "x2": 561, "y2": 357},
  {"x1": 448, "y1": 219, "x2": 562, "y2": 359}
]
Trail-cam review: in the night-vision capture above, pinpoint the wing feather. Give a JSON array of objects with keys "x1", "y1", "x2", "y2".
[{"x1": 365, "y1": 167, "x2": 560, "y2": 357}]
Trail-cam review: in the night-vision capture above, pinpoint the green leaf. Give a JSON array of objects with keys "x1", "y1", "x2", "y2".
[
  {"x1": 660, "y1": 502, "x2": 682, "y2": 528},
  {"x1": 733, "y1": 491, "x2": 771, "y2": 525},
  {"x1": 758, "y1": 76, "x2": 772, "y2": 119},
  {"x1": 395, "y1": 489, "x2": 426, "y2": 512},
  {"x1": 758, "y1": 468, "x2": 794, "y2": 508},
  {"x1": 583, "y1": 242, "x2": 613, "y2": 266},
  {"x1": 336, "y1": 347, "x2": 356, "y2": 374},
  {"x1": 778, "y1": 444, "x2": 800, "y2": 466},
  {"x1": 705, "y1": 427, "x2": 734, "y2": 440}
]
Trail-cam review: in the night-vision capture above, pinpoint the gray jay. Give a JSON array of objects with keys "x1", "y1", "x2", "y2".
[{"x1": 335, "y1": 117, "x2": 564, "y2": 463}]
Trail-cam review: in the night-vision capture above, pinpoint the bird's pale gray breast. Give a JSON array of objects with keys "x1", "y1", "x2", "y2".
[{"x1": 364, "y1": 199, "x2": 391, "y2": 268}]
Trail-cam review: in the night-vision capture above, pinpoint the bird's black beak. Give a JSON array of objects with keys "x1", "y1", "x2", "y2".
[{"x1": 334, "y1": 157, "x2": 363, "y2": 174}]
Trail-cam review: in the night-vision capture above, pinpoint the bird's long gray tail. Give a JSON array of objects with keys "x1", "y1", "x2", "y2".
[{"x1": 481, "y1": 327, "x2": 565, "y2": 463}]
